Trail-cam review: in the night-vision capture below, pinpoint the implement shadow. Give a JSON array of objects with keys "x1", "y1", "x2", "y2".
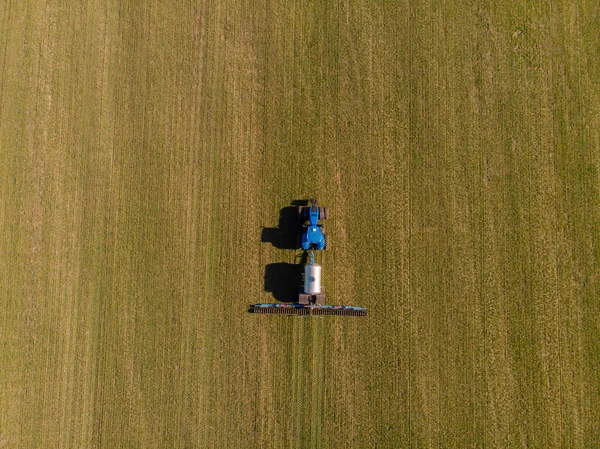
[{"x1": 264, "y1": 263, "x2": 302, "y2": 303}]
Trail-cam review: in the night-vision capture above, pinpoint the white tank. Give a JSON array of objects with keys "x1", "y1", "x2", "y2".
[{"x1": 304, "y1": 263, "x2": 322, "y2": 294}]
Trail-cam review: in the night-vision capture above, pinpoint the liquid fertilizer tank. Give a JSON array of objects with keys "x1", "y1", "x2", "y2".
[{"x1": 304, "y1": 257, "x2": 322, "y2": 294}]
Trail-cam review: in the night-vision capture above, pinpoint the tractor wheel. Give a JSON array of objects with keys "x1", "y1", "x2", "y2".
[
  {"x1": 297, "y1": 206, "x2": 304, "y2": 219},
  {"x1": 321, "y1": 207, "x2": 328, "y2": 220},
  {"x1": 323, "y1": 234, "x2": 328, "y2": 250}
]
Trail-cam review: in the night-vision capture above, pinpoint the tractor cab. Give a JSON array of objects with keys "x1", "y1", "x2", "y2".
[
  {"x1": 299, "y1": 199, "x2": 328, "y2": 250},
  {"x1": 302, "y1": 225, "x2": 325, "y2": 250}
]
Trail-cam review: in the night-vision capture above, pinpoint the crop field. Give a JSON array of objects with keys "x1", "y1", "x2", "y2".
[{"x1": 1, "y1": 0, "x2": 599, "y2": 448}]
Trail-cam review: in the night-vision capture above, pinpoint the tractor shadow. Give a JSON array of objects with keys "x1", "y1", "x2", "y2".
[
  {"x1": 263, "y1": 252, "x2": 308, "y2": 303},
  {"x1": 261, "y1": 200, "x2": 309, "y2": 250}
]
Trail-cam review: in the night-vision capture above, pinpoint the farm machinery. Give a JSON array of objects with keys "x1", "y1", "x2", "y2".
[
  {"x1": 251, "y1": 199, "x2": 368, "y2": 317},
  {"x1": 298, "y1": 198, "x2": 328, "y2": 250}
]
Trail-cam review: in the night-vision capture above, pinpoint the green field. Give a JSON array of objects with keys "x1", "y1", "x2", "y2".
[{"x1": 1, "y1": 1, "x2": 599, "y2": 447}]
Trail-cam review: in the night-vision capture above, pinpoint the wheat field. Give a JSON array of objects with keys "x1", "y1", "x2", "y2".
[{"x1": 1, "y1": 1, "x2": 599, "y2": 447}]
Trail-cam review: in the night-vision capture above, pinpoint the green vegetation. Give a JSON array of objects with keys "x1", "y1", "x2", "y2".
[{"x1": 1, "y1": 1, "x2": 599, "y2": 447}]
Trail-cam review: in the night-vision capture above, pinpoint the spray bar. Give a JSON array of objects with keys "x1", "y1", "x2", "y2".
[{"x1": 249, "y1": 303, "x2": 368, "y2": 317}]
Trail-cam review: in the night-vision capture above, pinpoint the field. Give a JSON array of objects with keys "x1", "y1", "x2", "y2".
[{"x1": 1, "y1": 1, "x2": 599, "y2": 447}]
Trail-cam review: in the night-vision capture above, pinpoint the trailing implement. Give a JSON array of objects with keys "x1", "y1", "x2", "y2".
[
  {"x1": 249, "y1": 303, "x2": 368, "y2": 317},
  {"x1": 251, "y1": 250, "x2": 369, "y2": 317}
]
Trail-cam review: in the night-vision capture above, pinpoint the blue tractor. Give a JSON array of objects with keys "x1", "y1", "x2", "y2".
[{"x1": 298, "y1": 199, "x2": 328, "y2": 250}]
